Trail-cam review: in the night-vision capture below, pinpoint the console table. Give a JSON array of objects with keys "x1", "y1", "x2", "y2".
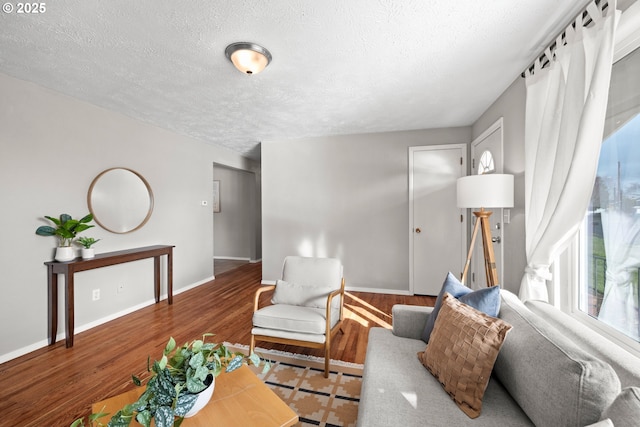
[{"x1": 45, "y1": 245, "x2": 174, "y2": 348}]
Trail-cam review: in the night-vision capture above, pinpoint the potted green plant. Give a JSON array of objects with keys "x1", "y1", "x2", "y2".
[
  {"x1": 76, "y1": 236, "x2": 101, "y2": 259},
  {"x1": 70, "y1": 411, "x2": 109, "y2": 427},
  {"x1": 35, "y1": 213, "x2": 95, "y2": 261},
  {"x1": 73, "y1": 334, "x2": 270, "y2": 427}
]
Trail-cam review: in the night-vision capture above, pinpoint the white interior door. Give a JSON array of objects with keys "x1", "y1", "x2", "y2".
[
  {"x1": 410, "y1": 144, "x2": 467, "y2": 295},
  {"x1": 470, "y1": 119, "x2": 504, "y2": 289}
]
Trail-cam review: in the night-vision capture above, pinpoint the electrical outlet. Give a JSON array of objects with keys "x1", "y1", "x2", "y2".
[
  {"x1": 92, "y1": 289, "x2": 100, "y2": 301},
  {"x1": 117, "y1": 283, "x2": 125, "y2": 294}
]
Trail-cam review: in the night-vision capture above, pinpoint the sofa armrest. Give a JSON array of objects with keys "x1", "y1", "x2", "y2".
[{"x1": 392, "y1": 305, "x2": 433, "y2": 340}]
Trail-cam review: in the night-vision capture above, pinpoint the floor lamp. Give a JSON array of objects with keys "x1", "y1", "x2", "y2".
[{"x1": 457, "y1": 174, "x2": 514, "y2": 287}]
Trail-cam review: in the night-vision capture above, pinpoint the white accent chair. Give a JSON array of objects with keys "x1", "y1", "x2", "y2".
[{"x1": 250, "y1": 256, "x2": 345, "y2": 378}]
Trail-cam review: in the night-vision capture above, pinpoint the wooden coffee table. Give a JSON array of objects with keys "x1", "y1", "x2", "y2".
[{"x1": 92, "y1": 365, "x2": 298, "y2": 426}]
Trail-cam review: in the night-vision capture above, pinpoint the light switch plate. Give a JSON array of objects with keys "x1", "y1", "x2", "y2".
[{"x1": 503, "y1": 209, "x2": 511, "y2": 224}]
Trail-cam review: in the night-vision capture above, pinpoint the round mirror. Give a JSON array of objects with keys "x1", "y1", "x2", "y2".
[{"x1": 88, "y1": 168, "x2": 154, "y2": 234}]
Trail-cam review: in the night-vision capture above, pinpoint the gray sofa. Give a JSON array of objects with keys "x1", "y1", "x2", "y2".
[{"x1": 357, "y1": 290, "x2": 640, "y2": 427}]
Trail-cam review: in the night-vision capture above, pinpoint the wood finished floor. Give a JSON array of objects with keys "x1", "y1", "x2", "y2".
[
  {"x1": 0, "y1": 262, "x2": 434, "y2": 427},
  {"x1": 213, "y1": 258, "x2": 250, "y2": 275}
]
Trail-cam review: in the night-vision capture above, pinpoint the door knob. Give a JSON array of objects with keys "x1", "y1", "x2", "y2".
[
  {"x1": 492, "y1": 236, "x2": 501, "y2": 244},
  {"x1": 415, "y1": 228, "x2": 422, "y2": 234}
]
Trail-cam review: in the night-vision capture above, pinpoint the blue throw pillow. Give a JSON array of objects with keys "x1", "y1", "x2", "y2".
[{"x1": 421, "y1": 272, "x2": 501, "y2": 343}]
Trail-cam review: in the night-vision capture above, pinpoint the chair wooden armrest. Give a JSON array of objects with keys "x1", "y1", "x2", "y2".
[
  {"x1": 325, "y1": 278, "x2": 346, "y2": 327},
  {"x1": 253, "y1": 284, "x2": 276, "y2": 313}
]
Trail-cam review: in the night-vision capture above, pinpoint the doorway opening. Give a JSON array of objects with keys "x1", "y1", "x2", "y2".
[{"x1": 212, "y1": 163, "x2": 261, "y2": 277}]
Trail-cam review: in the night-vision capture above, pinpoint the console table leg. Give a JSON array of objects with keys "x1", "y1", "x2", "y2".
[
  {"x1": 65, "y1": 273, "x2": 75, "y2": 348},
  {"x1": 154, "y1": 256, "x2": 160, "y2": 303},
  {"x1": 168, "y1": 250, "x2": 173, "y2": 305},
  {"x1": 48, "y1": 267, "x2": 58, "y2": 346}
]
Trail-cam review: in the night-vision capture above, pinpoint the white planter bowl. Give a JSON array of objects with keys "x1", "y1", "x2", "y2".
[
  {"x1": 184, "y1": 375, "x2": 215, "y2": 417},
  {"x1": 81, "y1": 248, "x2": 95, "y2": 259},
  {"x1": 55, "y1": 247, "x2": 76, "y2": 262}
]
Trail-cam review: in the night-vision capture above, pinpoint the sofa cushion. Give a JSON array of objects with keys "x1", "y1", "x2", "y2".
[
  {"x1": 421, "y1": 272, "x2": 501, "y2": 342},
  {"x1": 252, "y1": 304, "x2": 339, "y2": 334},
  {"x1": 495, "y1": 290, "x2": 621, "y2": 426},
  {"x1": 281, "y1": 256, "x2": 342, "y2": 288},
  {"x1": 600, "y1": 387, "x2": 640, "y2": 426},
  {"x1": 271, "y1": 279, "x2": 336, "y2": 309},
  {"x1": 525, "y1": 299, "x2": 640, "y2": 388},
  {"x1": 358, "y1": 327, "x2": 533, "y2": 427},
  {"x1": 418, "y1": 293, "x2": 512, "y2": 418}
]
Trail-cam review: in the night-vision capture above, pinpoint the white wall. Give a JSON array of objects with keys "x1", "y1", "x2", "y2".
[
  {"x1": 261, "y1": 127, "x2": 471, "y2": 292},
  {"x1": 472, "y1": 77, "x2": 527, "y2": 294},
  {"x1": 0, "y1": 72, "x2": 259, "y2": 362}
]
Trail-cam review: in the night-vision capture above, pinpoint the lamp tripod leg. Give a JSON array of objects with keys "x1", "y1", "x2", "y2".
[
  {"x1": 461, "y1": 209, "x2": 500, "y2": 288},
  {"x1": 461, "y1": 217, "x2": 481, "y2": 284},
  {"x1": 479, "y1": 214, "x2": 499, "y2": 287}
]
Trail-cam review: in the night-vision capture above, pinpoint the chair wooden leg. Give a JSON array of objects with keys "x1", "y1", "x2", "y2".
[
  {"x1": 250, "y1": 335, "x2": 255, "y2": 355},
  {"x1": 324, "y1": 341, "x2": 330, "y2": 378}
]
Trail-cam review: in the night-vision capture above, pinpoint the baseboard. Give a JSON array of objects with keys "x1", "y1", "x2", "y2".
[
  {"x1": 0, "y1": 340, "x2": 50, "y2": 365},
  {"x1": 214, "y1": 256, "x2": 261, "y2": 263},
  {"x1": 173, "y1": 275, "x2": 215, "y2": 296},
  {"x1": 0, "y1": 275, "x2": 215, "y2": 365},
  {"x1": 345, "y1": 286, "x2": 413, "y2": 295},
  {"x1": 0, "y1": 299, "x2": 157, "y2": 365}
]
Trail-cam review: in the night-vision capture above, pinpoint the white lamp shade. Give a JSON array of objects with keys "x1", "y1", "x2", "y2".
[
  {"x1": 457, "y1": 174, "x2": 514, "y2": 208},
  {"x1": 229, "y1": 49, "x2": 269, "y2": 74},
  {"x1": 225, "y1": 42, "x2": 272, "y2": 75}
]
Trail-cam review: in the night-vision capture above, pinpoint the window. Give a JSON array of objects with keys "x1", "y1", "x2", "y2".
[
  {"x1": 580, "y1": 45, "x2": 640, "y2": 344},
  {"x1": 477, "y1": 150, "x2": 495, "y2": 175}
]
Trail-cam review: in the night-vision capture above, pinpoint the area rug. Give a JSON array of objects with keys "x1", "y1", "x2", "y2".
[{"x1": 226, "y1": 344, "x2": 362, "y2": 427}]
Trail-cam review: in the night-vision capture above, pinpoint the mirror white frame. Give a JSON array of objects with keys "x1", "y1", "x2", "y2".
[{"x1": 87, "y1": 167, "x2": 154, "y2": 234}]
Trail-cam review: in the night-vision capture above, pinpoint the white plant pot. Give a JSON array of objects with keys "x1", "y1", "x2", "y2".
[
  {"x1": 184, "y1": 375, "x2": 215, "y2": 418},
  {"x1": 55, "y1": 246, "x2": 76, "y2": 262},
  {"x1": 81, "y1": 248, "x2": 95, "y2": 259}
]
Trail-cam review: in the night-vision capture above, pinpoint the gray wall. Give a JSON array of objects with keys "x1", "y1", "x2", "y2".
[
  {"x1": 0, "y1": 72, "x2": 259, "y2": 362},
  {"x1": 0, "y1": 67, "x2": 526, "y2": 361},
  {"x1": 213, "y1": 165, "x2": 261, "y2": 261},
  {"x1": 471, "y1": 77, "x2": 527, "y2": 294},
  {"x1": 261, "y1": 127, "x2": 471, "y2": 292}
]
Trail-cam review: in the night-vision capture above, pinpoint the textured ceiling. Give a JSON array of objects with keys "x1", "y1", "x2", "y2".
[{"x1": 0, "y1": 0, "x2": 600, "y2": 160}]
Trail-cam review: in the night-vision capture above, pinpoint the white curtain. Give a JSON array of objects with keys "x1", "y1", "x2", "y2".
[
  {"x1": 598, "y1": 201, "x2": 640, "y2": 340},
  {"x1": 519, "y1": 0, "x2": 620, "y2": 302}
]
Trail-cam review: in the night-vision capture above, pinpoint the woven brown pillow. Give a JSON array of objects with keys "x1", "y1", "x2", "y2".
[{"x1": 417, "y1": 292, "x2": 512, "y2": 418}]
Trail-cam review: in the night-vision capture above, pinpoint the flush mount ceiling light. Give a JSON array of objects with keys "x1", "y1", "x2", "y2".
[{"x1": 225, "y1": 42, "x2": 272, "y2": 75}]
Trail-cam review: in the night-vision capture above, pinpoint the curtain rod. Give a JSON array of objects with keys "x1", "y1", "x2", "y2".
[{"x1": 520, "y1": 0, "x2": 608, "y2": 78}]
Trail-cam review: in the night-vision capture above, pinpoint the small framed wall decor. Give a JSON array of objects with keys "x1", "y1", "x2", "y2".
[{"x1": 213, "y1": 180, "x2": 221, "y2": 213}]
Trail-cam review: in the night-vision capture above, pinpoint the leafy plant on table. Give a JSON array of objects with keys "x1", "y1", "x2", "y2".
[
  {"x1": 70, "y1": 409, "x2": 109, "y2": 427},
  {"x1": 35, "y1": 213, "x2": 94, "y2": 247},
  {"x1": 71, "y1": 334, "x2": 269, "y2": 427},
  {"x1": 76, "y1": 236, "x2": 101, "y2": 249}
]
